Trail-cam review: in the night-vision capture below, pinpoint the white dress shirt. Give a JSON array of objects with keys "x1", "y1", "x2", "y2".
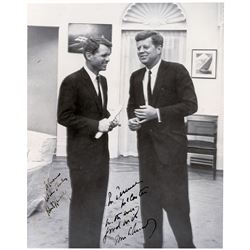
[
  {"x1": 143, "y1": 59, "x2": 162, "y2": 122},
  {"x1": 84, "y1": 63, "x2": 104, "y2": 106}
]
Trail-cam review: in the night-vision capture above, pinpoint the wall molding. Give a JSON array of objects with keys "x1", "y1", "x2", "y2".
[{"x1": 122, "y1": 2, "x2": 187, "y2": 30}]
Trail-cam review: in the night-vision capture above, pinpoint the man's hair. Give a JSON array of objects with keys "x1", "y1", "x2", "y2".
[
  {"x1": 83, "y1": 37, "x2": 112, "y2": 59},
  {"x1": 135, "y1": 30, "x2": 163, "y2": 47}
]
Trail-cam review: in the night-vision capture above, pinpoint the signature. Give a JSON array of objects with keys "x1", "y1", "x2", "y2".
[
  {"x1": 105, "y1": 206, "x2": 140, "y2": 229},
  {"x1": 107, "y1": 180, "x2": 142, "y2": 206},
  {"x1": 45, "y1": 191, "x2": 66, "y2": 216},
  {"x1": 44, "y1": 172, "x2": 68, "y2": 216},
  {"x1": 103, "y1": 217, "x2": 157, "y2": 245},
  {"x1": 107, "y1": 180, "x2": 149, "y2": 208},
  {"x1": 103, "y1": 180, "x2": 156, "y2": 246}
]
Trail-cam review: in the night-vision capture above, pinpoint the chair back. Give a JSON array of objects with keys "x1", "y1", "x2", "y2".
[
  {"x1": 187, "y1": 115, "x2": 218, "y2": 145},
  {"x1": 186, "y1": 114, "x2": 218, "y2": 179}
]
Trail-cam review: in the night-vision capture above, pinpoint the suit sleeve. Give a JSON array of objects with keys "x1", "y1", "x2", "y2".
[
  {"x1": 127, "y1": 73, "x2": 137, "y2": 120},
  {"x1": 57, "y1": 77, "x2": 99, "y2": 133},
  {"x1": 159, "y1": 64, "x2": 198, "y2": 121}
]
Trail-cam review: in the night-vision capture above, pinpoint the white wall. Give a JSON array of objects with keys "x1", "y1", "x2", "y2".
[
  {"x1": 28, "y1": 2, "x2": 224, "y2": 169},
  {"x1": 183, "y1": 3, "x2": 224, "y2": 170},
  {"x1": 27, "y1": 26, "x2": 59, "y2": 136}
]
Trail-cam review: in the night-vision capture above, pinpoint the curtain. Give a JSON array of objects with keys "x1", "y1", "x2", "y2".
[{"x1": 118, "y1": 30, "x2": 187, "y2": 156}]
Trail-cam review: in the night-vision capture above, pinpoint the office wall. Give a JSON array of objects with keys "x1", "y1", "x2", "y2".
[{"x1": 27, "y1": 26, "x2": 59, "y2": 135}]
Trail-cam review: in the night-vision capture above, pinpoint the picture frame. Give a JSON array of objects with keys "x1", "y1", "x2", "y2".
[
  {"x1": 191, "y1": 49, "x2": 217, "y2": 79},
  {"x1": 68, "y1": 23, "x2": 112, "y2": 53}
]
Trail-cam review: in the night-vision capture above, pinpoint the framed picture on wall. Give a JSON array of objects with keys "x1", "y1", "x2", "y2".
[
  {"x1": 191, "y1": 49, "x2": 217, "y2": 79},
  {"x1": 68, "y1": 23, "x2": 112, "y2": 53}
]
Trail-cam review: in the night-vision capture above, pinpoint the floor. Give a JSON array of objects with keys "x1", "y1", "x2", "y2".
[{"x1": 27, "y1": 156, "x2": 223, "y2": 248}]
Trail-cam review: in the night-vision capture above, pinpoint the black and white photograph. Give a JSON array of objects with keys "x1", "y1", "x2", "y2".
[{"x1": 26, "y1": 1, "x2": 225, "y2": 248}]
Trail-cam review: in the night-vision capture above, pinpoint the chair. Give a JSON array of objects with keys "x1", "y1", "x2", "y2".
[{"x1": 186, "y1": 114, "x2": 218, "y2": 180}]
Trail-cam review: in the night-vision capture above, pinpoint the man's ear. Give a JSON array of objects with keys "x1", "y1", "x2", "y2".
[
  {"x1": 157, "y1": 45, "x2": 162, "y2": 54},
  {"x1": 85, "y1": 51, "x2": 93, "y2": 60}
]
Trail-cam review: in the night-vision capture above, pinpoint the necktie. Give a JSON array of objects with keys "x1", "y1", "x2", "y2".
[
  {"x1": 96, "y1": 75, "x2": 103, "y2": 107},
  {"x1": 147, "y1": 70, "x2": 152, "y2": 105}
]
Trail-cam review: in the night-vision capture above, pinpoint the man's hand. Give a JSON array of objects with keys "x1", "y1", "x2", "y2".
[
  {"x1": 98, "y1": 118, "x2": 111, "y2": 132},
  {"x1": 134, "y1": 105, "x2": 157, "y2": 123},
  {"x1": 109, "y1": 118, "x2": 121, "y2": 131},
  {"x1": 128, "y1": 117, "x2": 141, "y2": 131}
]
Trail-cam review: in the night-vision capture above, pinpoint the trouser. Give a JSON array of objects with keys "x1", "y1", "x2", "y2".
[
  {"x1": 68, "y1": 167, "x2": 109, "y2": 248},
  {"x1": 138, "y1": 138, "x2": 195, "y2": 248}
]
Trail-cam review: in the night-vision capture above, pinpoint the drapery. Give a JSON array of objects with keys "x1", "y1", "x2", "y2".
[{"x1": 118, "y1": 30, "x2": 187, "y2": 156}]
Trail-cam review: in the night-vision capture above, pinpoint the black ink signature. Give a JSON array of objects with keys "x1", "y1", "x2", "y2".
[
  {"x1": 105, "y1": 206, "x2": 140, "y2": 228},
  {"x1": 44, "y1": 173, "x2": 68, "y2": 216},
  {"x1": 123, "y1": 205, "x2": 138, "y2": 216},
  {"x1": 44, "y1": 189, "x2": 56, "y2": 202},
  {"x1": 120, "y1": 186, "x2": 149, "y2": 208},
  {"x1": 113, "y1": 218, "x2": 157, "y2": 246},
  {"x1": 44, "y1": 173, "x2": 68, "y2": 191},
  {"x1": 56, "y1": 177, "x2": 68, "y2": 188},
  {"x1": 139, "y1": 186, "x2": 149, "y2": 196},
  {"x1": 45, "y1": 191, "x2": 66, "y2": 216},
  {"x1": 114, "y1": 234, "x2": 127, "y2": 245},
  {"x1": 108, "y1": 185, "x2": 149, "y2": 209},
  {"x1": 107, "y1": 191, "x2": 114, "y2": 206},
  {"x1": 128, "y1": 218, "x2": 157, "y2": 239},
  {"x1": 115, "y1": 180, "x2": 142, "y2": 199},
  {"x1": 103, "y1": 180, "x2": 155, "y2": 246},
  {"x1": 103, "y1": 204, "x2": 157, "y2": 245},
  {"x1": 103, "y1": 221, "x2": 121, "y2": 244},
  {"x1": 108, "y1": 180, "x2": 143, "y2": 207},
  {"x1": 44, "y1": 173, "x2": 61, "y2": 191}
]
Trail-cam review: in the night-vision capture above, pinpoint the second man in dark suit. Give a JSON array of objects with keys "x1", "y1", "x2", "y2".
[
  {"x1": 127, "y1": 30, "x2": 198, "y2": 248},
  {"x1": 57, "y1": 37, "x2": 118, "y2": 248}
]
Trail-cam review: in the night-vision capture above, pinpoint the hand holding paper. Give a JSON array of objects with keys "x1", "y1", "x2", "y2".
[
  {"x1": 98, "y1": 118, "x2": 110, "y2": 132},
  {"x1": 95, "y1": 105, "x2": 123, "y2": 139},
  {"x1": 109, "y1": 117, "x2": 120, "y2": 130}
]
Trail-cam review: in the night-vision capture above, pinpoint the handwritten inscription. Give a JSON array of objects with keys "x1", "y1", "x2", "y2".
[
  {"x1": 107, "y1": 181, "x2": 149, "y2": 208},
  {"x1": 44, "y1": 173, "x2": 68, "y2": 216},
  {"x1": 103, "y1": 180, "x2": 156, "y2": 246}
]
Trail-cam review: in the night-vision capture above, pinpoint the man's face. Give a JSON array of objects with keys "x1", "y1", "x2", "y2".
[
  {"x1": 136, "y1": 37, "x2": 162, "y2": 68},
  {"x1": 88, "y1": 44, "x2": 111, "y2": 72}
]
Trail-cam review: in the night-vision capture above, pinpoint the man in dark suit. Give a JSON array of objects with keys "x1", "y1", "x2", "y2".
[
  {"x1": 127, "y1": 30, "x2": 198, "y2": 248},
  {"x1": 57, "y1": 37, "x2": 118, "y2": 248}
]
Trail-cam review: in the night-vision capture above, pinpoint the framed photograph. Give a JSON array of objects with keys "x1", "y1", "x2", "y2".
[
  {"x1": 191, "y1": 49, "x2": 217, "y2": 79},
  {"x1": 68, "y1": 23, "x2": 112, "y2": 53}
]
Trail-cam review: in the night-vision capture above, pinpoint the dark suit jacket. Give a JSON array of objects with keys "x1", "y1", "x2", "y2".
[
  {"x1": 57, "y1": 67, "x2": 110, "y2": 171},
  {"x1": 127, "y1": 60, "x2": 198, "y2": 165}
]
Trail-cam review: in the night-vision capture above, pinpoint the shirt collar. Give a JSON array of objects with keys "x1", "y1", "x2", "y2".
[
  {"x1": 84, "y1": 61, "x2": 98, "y2": 82},
  {"x1": 146, "y1": 59, "x2": 162, "y2": 75}
]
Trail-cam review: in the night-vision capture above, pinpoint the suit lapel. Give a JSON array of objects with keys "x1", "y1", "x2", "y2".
[
  {"x1": 136, "y1": 68, "x2": 146, "y2": 105},
  {"x1": 152, "y1": 61, "x2": 168, "y2": 106}
]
